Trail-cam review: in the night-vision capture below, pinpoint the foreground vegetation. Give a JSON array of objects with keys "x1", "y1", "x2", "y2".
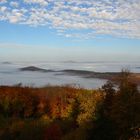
[{"x1": 0, "y1": 71, "x2": 140, "y2": 140}]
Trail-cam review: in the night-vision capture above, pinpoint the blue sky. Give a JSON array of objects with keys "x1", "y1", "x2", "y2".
[{"x1": 0, "y1": 0, "x2": 140, "y2": 61}]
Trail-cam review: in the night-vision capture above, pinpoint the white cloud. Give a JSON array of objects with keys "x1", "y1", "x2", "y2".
[
  {"x1": 0, "y1": 6, "x2": 7, "y2": 12},
  {"x1": 10, "y1": 1, "x2": 19, "y2": 7},
  {"x1": 0, "y1": 0, "x2": 140, "y2": 39},
  {"x1": 8, "y1": 11, "x2": 23, "y2": 23},
  {"x1": 0, "y1": 0, "x2": 7, "y2": 4},
  {"x1": 24, "y1": 0, "x2": 48, "y2": 6}
]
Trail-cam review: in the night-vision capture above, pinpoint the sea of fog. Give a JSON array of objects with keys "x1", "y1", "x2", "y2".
[{"x1": 0, "y1": 61, "x2": 140, "y2": 89}]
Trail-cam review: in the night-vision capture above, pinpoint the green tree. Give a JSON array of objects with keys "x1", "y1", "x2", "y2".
[{"x1": 111, "y1": 71, "x2": 140, "y2": 139}]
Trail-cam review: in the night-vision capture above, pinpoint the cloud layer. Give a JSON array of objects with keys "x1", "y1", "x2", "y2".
[{"x1": 0, "y1": 0, "x2": 140, "y2": 39}]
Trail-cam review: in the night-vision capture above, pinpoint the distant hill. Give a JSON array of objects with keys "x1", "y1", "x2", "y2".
[
  {"x1": 2, "y1": 61, "x2": 12, "y2": 64},
  {"x1": 19, "y1": 67, "x2": 140, "y2": 85},
  {"x1": 19, "y1": 66, "x2": 53, "y2": 72}
]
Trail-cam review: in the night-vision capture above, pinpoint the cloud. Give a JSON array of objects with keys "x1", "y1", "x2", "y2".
[
  {"x1": 10, "y1": 1, "x2": 19, "y2": 7},
  {"x1": 0, "y1": 0, "x2": 7, "y2": 4},
  {"x1": 8, "y1": 9, "x2": 23, "y2": 23},
  {"x1": 24, "y1": 0, "x2": 48, "y2": 6},
  {"x1": 0, "y1": 0, "x2": 140, "y2": 39}
]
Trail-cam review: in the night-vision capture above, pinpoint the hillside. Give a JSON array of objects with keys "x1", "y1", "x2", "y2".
[{"x1": 0, "y1": 72, "x2": 140, "y2": 140}]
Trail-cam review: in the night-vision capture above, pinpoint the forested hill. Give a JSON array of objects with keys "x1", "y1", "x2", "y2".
[{"x1": 0, "y1": 71, "x2": 140, "y2": 140}]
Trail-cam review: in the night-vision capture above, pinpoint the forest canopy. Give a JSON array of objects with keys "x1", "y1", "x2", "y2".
[{"x1": 0, "y1": 71, "x2": 140, "y2": 140}]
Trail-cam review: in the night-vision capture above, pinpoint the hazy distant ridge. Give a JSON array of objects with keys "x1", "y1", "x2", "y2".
[{"x1": 19, "y1": 66, "x2": 54, "y2": 72}]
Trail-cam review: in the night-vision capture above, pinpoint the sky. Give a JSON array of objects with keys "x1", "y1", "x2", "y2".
[{"x1": 0, "y1": 0, "x2": 140, "y2": 62}]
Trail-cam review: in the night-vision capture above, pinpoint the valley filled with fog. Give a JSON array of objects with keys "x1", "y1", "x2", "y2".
[{"x1": 0, "y1": 61, "x2": 140, "y2": 89}]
